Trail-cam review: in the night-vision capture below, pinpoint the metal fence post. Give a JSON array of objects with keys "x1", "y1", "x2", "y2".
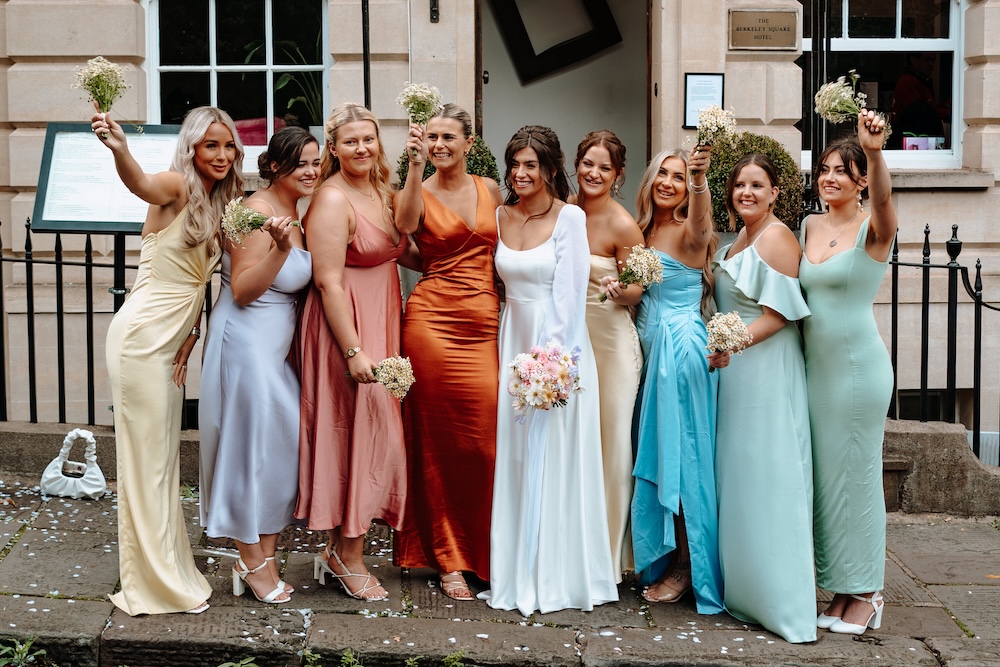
[{"x1": 945, "y1": 225, "x2": 962, "y2": 423}]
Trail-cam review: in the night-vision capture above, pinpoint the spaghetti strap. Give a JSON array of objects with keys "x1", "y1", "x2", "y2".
[
  {"x1": 750, "y1": 221, "x2": 786, "y2": 247},
  {"x1": 854, "y1": 216, "x2": 872, "y2": 249}
]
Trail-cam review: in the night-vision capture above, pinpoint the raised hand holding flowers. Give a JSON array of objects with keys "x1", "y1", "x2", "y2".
[
  {"x1": 73, "y1": 56, "x2": 142, "y2": 138},
  {"x1": 697, "y1": 104, "x2": 736, "y2": 147},
  {"x1": 814, "y1": 69, "x2": 891, "y2": 146},
  {"x1": 396, "y1": 82, "x2": 443, "y2": 159}
]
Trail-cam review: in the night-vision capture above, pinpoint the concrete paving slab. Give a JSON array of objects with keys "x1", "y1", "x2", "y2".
[
  {"x1": 927, "y1": 638, "x2": 1000, "y2": 667},
  {"x1": 895, "y1": 554, "x2": 1000, "y2": 586},
  {"x1": 645, "y1": 601, "x2": 758, "y2": 633},
  {"x1": 0, "y1": 527, "x2": 118, "y2": 598},
  {"x1": 0, "y1": 596, "x2": 111, "y2": 667},
  {"x1": 536, "y1": 579, "x2": 650, "y2": 629},
  {"x1": 886, "y1": 522, "x2": 1000, "y2": 555},
  {"x1": 929, "y1": 585, "x2": 1000, "y2": 639},
  {"x1": 308, "y1": 613, "x2": 581, "y2": 666},
  {"x1": 278, "y1": 551, "x2": 407, "y2": 615},
  {"x1": 581, "y1": 627, "x2": 938, "y2": 666},
  {"x1": 28, "y1": 495, "x2": 117, "y2": 534},
  {"x1": 877, "y1": 605, "x2": 964, "y2": 638},
  {"x1": 101, "y1": 606, "x2": 305, "y2": 667},
  {"x1": 885, "y1": 556, "x2": 941, "y2": 605},
  {"x1": 406, "y1": 567, "x2": 528, "y2": 623}
]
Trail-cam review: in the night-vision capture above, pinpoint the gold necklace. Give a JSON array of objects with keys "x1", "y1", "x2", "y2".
[
  {"x1": 342, "y1": 176, "x2": 375, "y2": 201},
  {"x1": 826, "y1": 210, "x2": 862, "y2": 248},
  {"x1": 516, "y1": 198, "x2": 555, "y2": 226}
]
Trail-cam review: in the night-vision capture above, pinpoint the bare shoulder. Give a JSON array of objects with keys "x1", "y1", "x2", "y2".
[
  {"x1": 482, "y1": 177, "x2": 503, "y2": 206},
  {"x1": 304, "y1": 184, "x2": 352, "y2": 229},
  {"x1": 755, "y1": 222, "x2": 801, "y2": 277}
]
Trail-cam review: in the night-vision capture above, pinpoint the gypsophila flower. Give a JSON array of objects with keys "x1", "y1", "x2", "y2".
[
  {"x1": 507, "y1": 340, "x2": 583, "y2": 423},
  {"x1": 600, "y1": 245, "x2": 664, "y2": 302},
  {"x1": 73, "y1": 56, "x2": 129, "y2": 113},
  {"x1": 697, "y1": 104, "x2": 737, "y2": 147},
  {"x1": 706, "y1": 311, "x2": 752, "y2": 372},
  {"x1": 221, "y1": 197, "x2": 299, "y2": 245},
  {"x1": 815, "y1": 70, "x2": 891, "y2": 145},
  {"x1": 373, "y1": 356, "x2": 416, "y2": 400},
  {"x1": 396, "y1": 82, "x2": 443, "y2": 125}
]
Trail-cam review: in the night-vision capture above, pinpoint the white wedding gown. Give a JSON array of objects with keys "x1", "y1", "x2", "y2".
[{"x1": 480, "y1": 204, "x2": 618, "y2": 616}]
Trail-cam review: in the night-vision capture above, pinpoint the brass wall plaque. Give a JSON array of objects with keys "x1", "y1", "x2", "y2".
[{"x1": 729, "y1": 9, "x2": 799, "y2": 51}]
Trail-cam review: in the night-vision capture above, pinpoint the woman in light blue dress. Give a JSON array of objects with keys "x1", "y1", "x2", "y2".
[
  {"x1": 200, "y1": 127, "x2": 317, "y2": 604},
  {"x1": 628, "y1": 146, "x2": 724, "y2": 613},
  {"x1": 711, "y1": 153, "x2": 816, "y2": 643},
  {"x1": 802, "y1": 112, "x2": 896, "y2": 636}
]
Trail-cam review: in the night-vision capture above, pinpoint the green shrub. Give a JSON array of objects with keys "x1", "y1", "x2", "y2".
[
  {"x1": 396, "y1": 135, "x2": 500, "y2": 186},
  {"x1": 705, "y1": 131, "x2": 804, "y2": 233}
]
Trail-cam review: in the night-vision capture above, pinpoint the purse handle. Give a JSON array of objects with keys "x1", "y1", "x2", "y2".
[{"x1": 59, "y1": 428, "x2": 98, "y2": 465}]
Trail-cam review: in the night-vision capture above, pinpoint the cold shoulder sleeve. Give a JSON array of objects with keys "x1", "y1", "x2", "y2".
[
  {"x1": 715, "y1": 247, "x2": 811, "y2": 322},
  {"x1": 543, "y1": 205, "x2": 590, "y2": 348}
]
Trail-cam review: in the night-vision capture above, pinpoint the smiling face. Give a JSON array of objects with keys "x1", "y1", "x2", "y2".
[
  {"x1": 576, "y1": 144, "x2": 619, "y2": 199},
  {"x1": 193, "y1": 122, "x2": 237, "y2": 186},
  {"x1": 817, "y1": 151, "x2": 866, "y2": 208},
  {"x1": 333, "y1": 119, "x2": 379, "y2": 177},
  {"x1": 510, "y1": 146, "x2": 544, "y2": 199},
  {"x1": 276, "y1": 140, "x2": 320, "y2": 198},
  {"x1": 731, "y1": 163, "x2": 779, "y2": 223},
  {"x1": 426, "y1": 116, "x2": 473, "y2": 172},
  {"x1": 651, "y1": 156, "x2": 687, "y2": 212}
]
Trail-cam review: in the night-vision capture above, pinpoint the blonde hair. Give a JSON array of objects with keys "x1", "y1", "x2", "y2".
[
  {"x1": 319, "y1": 102, "x2": 393, "y2": 222},
  {"x1": 169, "y1": 106, "x2": 244, "y2": 256},
  {"x1": 635, "y1": 148, "x2": 717, "y2": 320}
]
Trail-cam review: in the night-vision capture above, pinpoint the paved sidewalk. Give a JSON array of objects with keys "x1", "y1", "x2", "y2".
[{"x1": 0, "y1": 473, "x2": 998, "y2": 667}]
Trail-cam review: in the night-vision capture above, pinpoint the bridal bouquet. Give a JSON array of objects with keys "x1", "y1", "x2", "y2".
[
  {"x1": 697, "y1": 104, "x2": 737, "y2": 147},
  {"x1": 507, "y1": 340, "x2": 583, "y2": 423},
  {"x1": 600, "y1": 244, "x2": 663, "y2": 302},
  {"x1": 221, "y1": 197, "x2": 299, "y2": 245},
  {"x1": 373, "y1": 356, "x2": 416, "y2": 400},
  {"x1": 814, "y1": 69, "x2": 891, "y2": 145},
  {"x1": 706, "y1": 311, "x2": 752, "y2": 372}
]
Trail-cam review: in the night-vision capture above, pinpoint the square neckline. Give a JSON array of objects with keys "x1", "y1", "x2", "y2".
[{"x1": 496, "y1": 204, "x2": 568, "y2": 253}]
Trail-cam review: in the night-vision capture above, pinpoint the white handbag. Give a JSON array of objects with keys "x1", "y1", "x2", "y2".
[{"x1": 39, "y1": 428, "x2": 107, "y2": 500}]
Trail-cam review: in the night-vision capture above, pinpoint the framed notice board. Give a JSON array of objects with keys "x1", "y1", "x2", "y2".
[{"x1": 32, "y1": 123, "x2": 180, "y2": 234}]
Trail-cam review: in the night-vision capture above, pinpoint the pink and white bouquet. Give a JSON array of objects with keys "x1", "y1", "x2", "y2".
[
  {"x1": 507, "y1": 340, "x2": 583, "y2": 423},
  {"x1": 706, "y1": 310, "x2": 752, "y2": 372}
]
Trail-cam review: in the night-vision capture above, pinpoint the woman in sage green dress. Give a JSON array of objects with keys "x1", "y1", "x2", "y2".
[
  {"x1": 711, "y1": 153, "x2": 815, "y2": 643},
  {"x1": 801, "y1": 111, "x2": 896, "y2": 636}
]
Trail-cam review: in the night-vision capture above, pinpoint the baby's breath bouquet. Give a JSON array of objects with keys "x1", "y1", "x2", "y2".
[
  {"x1": 221, "y1": 197, "x2": 298, "y2": 245},
  {"x1": 814, "y1": 69, "x2": 891, "y2": 145},
  {"x1": 697, "y1": 104, "x2": 737, "y2": 147},
  {"x1": 373, "y1": 356, "x2": 416, "y2": 400},
  {"x1": 72, "y1": 56, "x2": 140, "y2": 138},
  {"x1": 705, "y1": 311, "x2": 753, "y2": 372},
  {"x1": 397, "y1": 82, "x2": 443, "y2": 160},
  {"x1": 600, "y1": 244, "x2": 664, "y2": 302}
]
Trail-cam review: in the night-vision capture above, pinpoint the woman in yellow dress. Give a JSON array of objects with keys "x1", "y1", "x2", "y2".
[{"x1": 92, "y1": 104, "x2": 243, "y2": 615}]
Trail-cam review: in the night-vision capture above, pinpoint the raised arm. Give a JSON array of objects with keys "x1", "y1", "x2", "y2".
[
  {"x1": 228, "y1": 202, "x2": 296, "y2": 306},
  {"x1": 683, "y1": 145, "x2": 715, "y2": 253},
  {"x1": 393, "y1": 123, "x2": 428, "y2": 235},
  {"x1": 91, "y1": 106, "x2": 185, "y2": 208},
  {"x1": 858, "y1": 110, "x2": 897, "y2": 259}
]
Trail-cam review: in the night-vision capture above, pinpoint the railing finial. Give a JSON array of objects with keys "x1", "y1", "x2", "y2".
[{"x1": 946, "y1": 224, "x2": 962, "y2": 264}]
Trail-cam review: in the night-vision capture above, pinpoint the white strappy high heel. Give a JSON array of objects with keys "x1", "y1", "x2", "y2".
[
  {"x1": 828, "y1": 592, "x2": 884, "y2": 635},
  {"x1": 312, "y1": 545, "x2": 388, "y2": 601},
  {"x1": 233, "y1": 558, "x2": 290, "y2": 604},
  {"x1": 264, "y1": 555, "x2": 294, "y2": 594}
]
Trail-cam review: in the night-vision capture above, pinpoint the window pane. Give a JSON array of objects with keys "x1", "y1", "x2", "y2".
[
  {"x1": 848, "y1": 0, "x2": 895, "y2": 38},
  {"x1": 218, "y1": 72, "x2": 269, "y2": 145},
  {"x1": 890, "y1": 52, "x2": 952, "y2": 149},
  {"x1": 276, "y1": 70, "x2": 324, "y2": 128},
  {"x1": 217, "y1": 0, "x2": 265, "y2": 65},
  {"x1": 273, "y1": 0, "x2": 323, "y2": 66},
  {"x1": 160, "y1": 72, "x2": 210, "y2": 124},
  {"x1": 902, "y1": 0, "x2": 949, "y2": 38},
  {"x1": 801, "y1": 0, "x2": 843, "y2": 40},
  {"x1": 160, "y1": 0, "x2": 209, "y2": 65}
]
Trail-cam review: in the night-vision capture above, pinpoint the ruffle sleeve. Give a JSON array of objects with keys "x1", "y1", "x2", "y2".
[{"x1": 714, "y1": 246, "x2": 811, "y2": 322}]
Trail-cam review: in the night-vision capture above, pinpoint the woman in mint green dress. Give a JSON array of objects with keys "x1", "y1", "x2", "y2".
[
  {"x1": 801, "y1": 111, "x2": 896, "y2": 636},
  {"x1": 629, "y1": 146, "x2": 723, "y2": 612},
  {"x1": 711, "y1": 153, "x2": 815, "y2": 643}
]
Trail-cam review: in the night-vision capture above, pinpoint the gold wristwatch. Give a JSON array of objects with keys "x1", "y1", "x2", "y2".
[{"x1": 344, "y1": 347, "x2": 362, "y2": 359}]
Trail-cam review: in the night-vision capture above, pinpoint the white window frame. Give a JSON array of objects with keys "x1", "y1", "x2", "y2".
[
  {"x1": 803, "y1": 0, "x2": 964, "y2": 170},
  {"x1": 144, "y1": 0, "x2": 329, "y2": 167}
]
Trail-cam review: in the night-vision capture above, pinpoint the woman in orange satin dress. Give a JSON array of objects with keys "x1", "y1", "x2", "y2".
[{"x1": 393, "y1": 103, "x2": 504, "y2": 599}]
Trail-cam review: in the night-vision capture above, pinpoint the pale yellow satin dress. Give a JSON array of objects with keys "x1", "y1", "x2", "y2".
[
  {"x1": 105, "y1": 207, "x2": 217, "y2": 615},
  {"x1": 585, "y1": 254, "x2": 642, "y2": 580}
]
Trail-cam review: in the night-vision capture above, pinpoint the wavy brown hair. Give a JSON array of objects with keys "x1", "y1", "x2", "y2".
[
  {"x1": 502, "y1": 125, "x2": 571, "y2": 205},
  {"x1": 573, "y1": 130, "x2": 627, "y2": 198}
]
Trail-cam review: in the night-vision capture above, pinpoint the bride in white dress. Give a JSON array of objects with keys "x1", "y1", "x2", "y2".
[{"x1": 480, "y1": 125, "x2": 618, "y2": 616}]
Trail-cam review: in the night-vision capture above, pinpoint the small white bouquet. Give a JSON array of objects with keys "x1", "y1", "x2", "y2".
[
  {"x1": 705, "y1": 311, "x2": 752, "y2": 372},
  {"x1": 373, "y1": 356, "x2": 416, "y2": 400},
  {"x1": 396, "y1": 82, "x2": 443, "y2": 160},
  {"x1": 221, "y1": 197, "x2": 299, "y2": 245},
  {"x1": 696, "y1": 104, "x2": 737, "y2": 147},
  {"x1": 600, "y1": 245, "x2": 663, "y2": 302},
  {"x1": 507, "y1": 340, "x2": 583, "y2": 423},
  {"x1": 814, "y1": 69, "x2": 891, "y2": 145},
  {"x1": 73, "y1": 56, "x2": 142, "y2": 137}
]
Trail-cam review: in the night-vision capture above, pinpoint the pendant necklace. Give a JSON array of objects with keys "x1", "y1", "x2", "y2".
[{"x1": 827, "y1": 211, "x2": 860, "y2": 247}]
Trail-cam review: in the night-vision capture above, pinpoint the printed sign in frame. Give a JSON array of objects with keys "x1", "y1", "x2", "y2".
[
  {"x1": 32, "y1": 123, "x2": 180, "y2": 234},
  {"x1": 683, "y1": 73, "x2": 725, "y2": 130}
]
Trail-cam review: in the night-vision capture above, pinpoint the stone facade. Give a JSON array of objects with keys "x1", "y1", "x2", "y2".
[{"x1": 1, "y1": 0, "x2": 998, "y2": 430}]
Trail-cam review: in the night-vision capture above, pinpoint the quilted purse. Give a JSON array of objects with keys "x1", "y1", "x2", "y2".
[{"x1": 39, "y1": 428, "x2": 107, "y2": 500}]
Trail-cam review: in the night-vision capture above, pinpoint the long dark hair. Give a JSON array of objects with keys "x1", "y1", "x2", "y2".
[
  {"x1": 814, "y1": 136, "x2": 869, "y2": 203},
  {"x1": 258, "y1": 127, "x2": 318, "y2": 185},
  {"x1": 502, "y1": 125, "x2": 571, "y2": 205}
]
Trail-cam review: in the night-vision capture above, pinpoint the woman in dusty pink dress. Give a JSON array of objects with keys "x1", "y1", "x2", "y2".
[{"x1": 296, "y1": 102, "x2": 413, "y2": 601}]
